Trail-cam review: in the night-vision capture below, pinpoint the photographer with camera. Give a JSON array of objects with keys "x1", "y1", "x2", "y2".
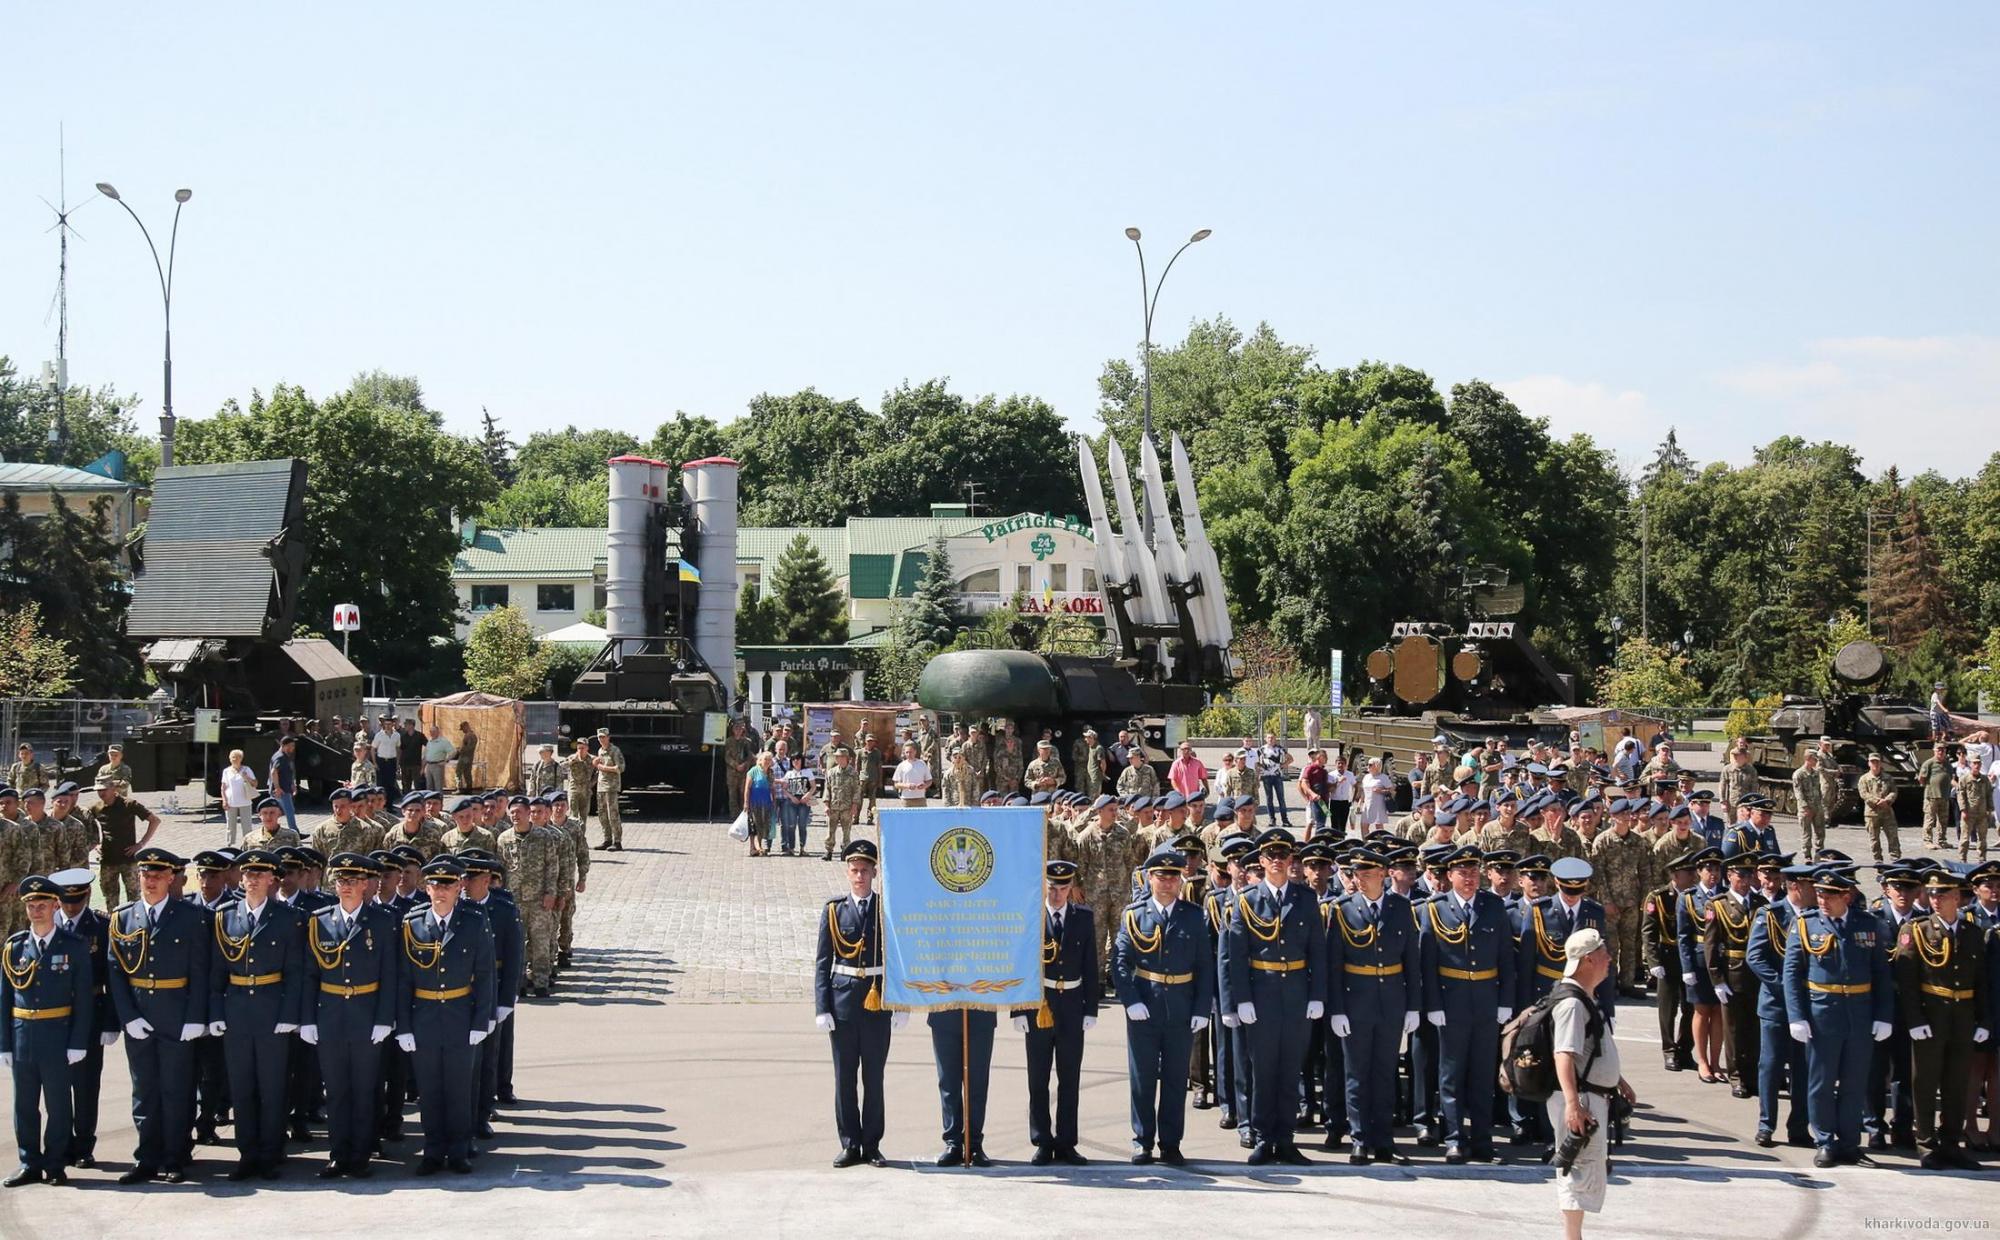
[{"x1": 1550, "y1": 929, "x2": 1637, "y2": 1239}]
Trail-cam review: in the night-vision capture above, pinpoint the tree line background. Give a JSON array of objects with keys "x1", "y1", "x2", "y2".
[{"x1": 0, "y1": 315, "x2": 1992, "y2": 712}]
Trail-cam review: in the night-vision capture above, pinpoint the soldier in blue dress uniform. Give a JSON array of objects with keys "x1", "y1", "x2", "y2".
[
  {"x1": 2, "y1": 875, "x2": 92, "y2": 1186},
  {"x1": 107, "y1": 846, "x2": 212, "y2": 1184},
  {"x1": 1219, "y1": 827, "x2": 1326, "y2": 1165},
  {"x1": 1325, "y1": 846, "x2": 1420, "y2": 1164},
  {"x1": 377, "y1": 845, "x2": 425, "y2": 1144},
  {"x1": 1417, "y1": 843, "x2": 1517, "y2": 1163},
  {"x1": 397, "y1": 856, "x2": 498, "y2": 1175},
  {"x1": 1298, "y1": 841, "x2": 1345, "y2": 1146},
  {"x1": 1408, "y1": 841, "x2": 1456, "y2": 1144},
  {"x1": 1009, "y1": 859, "x2": 1098, "y2": 1166},
  {"x1": 1782, "y1": 866, "x2": 1894, "y2": 1167},
  {"x1": 1113, "y1": 847, "x2": 1215, "y2": 1165},
  {"x1": 303, "y1": 852, "x2": 401, "y2": 1178},
  {"x1": 47, "y1": 868, "x2": 113, "y2": 1170},
  {"x1": 208, "y1": 848, "x2": 306, "y2": 1180},
  {"x1": 459, "y1": 853, "x2": 520, "y2": 1141},
  {"x1": 814, "y1": 839, "x2": 901, "y2": 1168},
  {"x1": 184, "y1": 850, "x2": 236, "y2": 1146},
  {"x1": 1204, "y1": 832, "x2": 1250, "y2": 1133},
  {"x1": 1745, "y1": 862, "x2": 1816, "y2": 1147}
]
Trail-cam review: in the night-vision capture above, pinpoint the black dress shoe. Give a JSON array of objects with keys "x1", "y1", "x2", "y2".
[
  {"x1": 967, "y1": 1149, "x2": 992, "y2": 1168},
  {"x1": 42, "y1": 1169, "x2": 67, "y2": 1186},
  {"x1": 226, "y1": 1161, "x2": 256, "y2": 1182},
  {"x1": 1509, "y1": 1123, "x2": 1534, "y2": 1145},
  {"x1": 1469, "y1": 1148, "x2": 1499, "y2": 1163},
  {"x1": 195, "y1": 1127, "x2": 219, "y2": 1145},
  {"x1": 935, "y1": 1148, "x2": 964, "y2": 1167},
  {"x1": 1192, "y1": 1094, "x2": 1214, "y2": 1110},
  {"x1": 317, "y1": 1162, "x2": 345, "y2": 1179},
  {"x1": 1892, "y1": 1129, "x2": 1918, "y2": 1151},
  {"x1": 1349, "y1": 1144, "x2": 1371, "y2": 1165},
  {"x1": 1731, "y1": 1085, "x2": 1753, "y2": 1099},
  {"x1": 1374, "y1": 1145, "x2": 1409, "y2": 1165},
  {"x1": 3, "y1": 1167, "x2": 41, "y2": 1187},
  {"x1": 1416, "y1": 1126, "x2": 1442, "y2": 1147},
  {"x1": 1158, "y1": 1145, "x2": 1186, "y2": 1166},
  {"x1": 161, "y1": 1167, "x2": 187, "y2": 1184},
  {"x1": 348, "y1": 1161, "x2": 374, "y2": 1178},
  {"x1": 1130, "y1": 1147, "x2": 1154, "y2": 1165},
  {"x1": 1058, "y1": 1147, "x2": 1088, "y2": 1166},
  {"x1": 1920, "y1": 1151, "x2": 1948, "y2": 1170},
  {"x1": 415, "y1": 1158, "x2": 443, "y2": 1177},
  {"x1": 1030, "y1": 1147, "x2": 1053, "y2": 1166},
  {"x1": 258, "y1": 1162, "x2": 281, "y2": 1180},
  {"x1": 116, "y1": 1167, "x2": 157, "y2": 1185},
  {"x1": 1218, "y1": 1110, "x2": 1236, "y2": 1129},
  {"x1": 1320, "y1": 1131, "x2": 1342, "y2": 1151},
  {"x1": 1246, "y1": 1142, "x2": 1274, "y2": 1166},
  {"x1": 835, "y1": 1146, "x2": 865, "y2": 1168},
  {"x1": 498, "y1": 1091, "x2": 518, "y2": 1106},
  {"x1": 1945, "y1": 1147, "x2": 1980, "y2": 1170},
  {"x1": 69, "y1": 1155, "x2": 96, "y2": 1169},
  {"x1": 1866, "y1": 1131, "x2": 1889, "y2": 1151},
  {"x1": 1850, "y1": 1152, "x2": 1879, "y2": 1168},
  {"x1": 476, "y1": 1122, "x2": 497, "y2": 1139},
  {"x1": 290, "y1": 1123, "x2": 313, "y2": 1143},
  {"x1": 1276, "y1": 1145, "x2": 1312, "y2": 1166},
  {"x1": 1443, "y1": 1144, "x2": 1468, "y2": 1165},
  {"x1": 864, "y1": 1148, "x2": 888, "y2": 1168},
  {"x1": 448, "y1": 1156, "x2": 474, "y2": 1174},
  {"x1": 1813, "y1": 1147, "x2": 1837, "y2": 1168},
  {"x1": 1754, "y1": 1130, "x2": 1776, "y2": 1148},
  {"x1": 1663, "y1": 1057, "x2": 1683, "y2": 1072},
  {"x1": 1237, "y1": 1129, "x2": 1255, "y2": 1149}
]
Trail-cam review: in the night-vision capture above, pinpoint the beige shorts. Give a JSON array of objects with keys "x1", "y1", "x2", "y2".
[{"x1": 1546, "y1": 1091, "x2": 1611, "y2": 1213}]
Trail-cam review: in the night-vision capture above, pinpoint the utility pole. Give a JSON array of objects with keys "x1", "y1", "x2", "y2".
[{"x1": 1640, "y1": 498, "x2": 1649, "y2": 643}]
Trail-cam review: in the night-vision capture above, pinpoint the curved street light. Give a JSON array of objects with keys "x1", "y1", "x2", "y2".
[
  {"x1": 99, "y1": 182, "x2": 192, "y2": 467},
  {"x1": 1124, "y1": 225, "x2": 1211, "y2": 544}
]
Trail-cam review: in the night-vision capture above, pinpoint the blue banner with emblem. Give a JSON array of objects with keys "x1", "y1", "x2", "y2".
[{"x1": 878, "y1": 805, "x2": 1046, "y2": 1012}]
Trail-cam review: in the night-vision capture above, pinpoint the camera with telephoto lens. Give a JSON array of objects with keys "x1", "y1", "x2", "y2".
[{"x1": 1554, "y1": 1114, "x2": 1600, "y2": 1174}]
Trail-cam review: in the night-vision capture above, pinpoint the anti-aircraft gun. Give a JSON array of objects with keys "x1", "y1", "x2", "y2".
[{"x1": 1743, "y1": 639, "x2": 1932, "y2": 821}]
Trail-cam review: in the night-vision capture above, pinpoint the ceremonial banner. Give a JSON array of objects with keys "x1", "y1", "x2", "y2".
[{"x1": 879, "y1": 805, "x2": 1046, "y2": 1012}]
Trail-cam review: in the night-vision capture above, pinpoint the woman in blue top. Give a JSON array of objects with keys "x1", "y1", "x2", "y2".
[{"x1": 744, "y1": 751, "x2": 776, "y2": 858}]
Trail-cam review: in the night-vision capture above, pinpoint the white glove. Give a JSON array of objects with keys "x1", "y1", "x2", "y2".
[
  {"x1": 469, "y1": 1029, "x2": 488, "y2": 1046},
  {"x1": 67, "y1": 1048, "x2": 86, "y2": 1065},
  {"x1": 99, "y1": 1031, "x2": 118, "y2": 1046},
  {"x1": 206, "y1": 1020, "x2": 227, "y2": 1037},
  {"x1": 1221, "y1": 1012, "x2": 1239, "y2": 1028},
  {"x1": 1909, "y1": 1024, "x2": 1932, "y2": 1041},
  {"x1": 1976, "y1": 1027, "x2": 1990, "y2": 1044},
  {"x1": 370, "y1": 1025, "x2": 392, "y2": 1044},
  {"x1": 486, "y1": 1019, "x2": 497, "y2": 1033},
  {"x1": 1082, "y1": 1015, "x2": 1096, "y2": 1031},
  {"x1": 300, "y1": 1025, "x2": 320, "y2": 1046},
  {"x1": 1125, "y1": 1003, "x2": 1150, "y2": 1022},
  {"x1": 890, "y1": 1012, "x2": 908, "y2": 1030},
  {"x1": 1236, "y1": 1002, "x2": 1258, "y2": 1025},
  {"x1": 1789, "y1": 1020, "x2": 1812, "y2": 1043},
  {"x1": 497, "y1": 1006, "x2": 514, "y2": 1022},
  {"x1": 1498, "y1": 1007, "x2": 1513, "y2": 1024},
  {"x1": 0, "y1": 1053, "x2": 10, "y2": 1068},
  {"x1": 125, "y1": 1018, "x2": 152, "y2": 1040},
  {"x1": 815, "y1": 1013, "x2": 836, "y2": 1033},
  {"x1": 1650, "y1": 965, "x2": 1665, "y2": 980},
  {"x1": 179, "y1": 1023, "x2": 205, "y2": 1042},
  {"x1": 1715, "y1": 984, "x2": 1733, "y2": 1004},
  {"x1": 1403, "y1": 1010, "x2": 1420, "y2": 1035},
  {"x1": 1191, "y1": 1015, "x2": 1209, "y2": 1033},
  {"x1": 1682, "y1": 972, "x2": 1698, "y2": 988},
  {"x1": 274, "y1": 1023, "x2": 297, "y2": 1034},
  {"x1": 396, "y1": 1032, "x2": 416, "y2": 1053},
  {"x1": 1011, "y1": 1015, "x2": 1029, "y2": 1033},
  {"x1": 1871, "y1": 1021, "x2": 1893, "y2": 1042},
  {"x1": 1427, "y1": 1011, "x2": 1446, "y2": 1027},
  {"x1": 1330, "y1": 1014, "x2": 1352, "y2": 1038},
  {"x1": 1305, "y1": 1000, "x2": 1324, "y2": 1021}
]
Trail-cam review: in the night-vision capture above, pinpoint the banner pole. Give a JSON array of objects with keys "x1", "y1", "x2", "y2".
[{"x1": 961, "y1": 1007, "x2": 971, "y2": 1166}]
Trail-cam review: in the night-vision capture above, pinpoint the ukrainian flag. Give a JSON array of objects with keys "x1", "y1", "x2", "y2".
[{"x1": 678, "y1": 560, "x2": 701, "y2": 583}]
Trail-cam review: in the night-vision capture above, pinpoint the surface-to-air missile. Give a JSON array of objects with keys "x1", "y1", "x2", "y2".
[{"x1": 1742, "y1": 639, "x2": 1934, "y2": 821}]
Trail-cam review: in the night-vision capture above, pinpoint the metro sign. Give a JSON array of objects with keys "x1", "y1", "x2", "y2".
[{"x1": 333, "y1": 603, "x2": 362, "y2": 632}]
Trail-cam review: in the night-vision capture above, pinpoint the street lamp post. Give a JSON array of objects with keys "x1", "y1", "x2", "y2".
[
  {"x1": 1124, "y1": 226, "x2": 1211, "y2": 546},
  {"x1": 97, "y1": 182, "x2": 192, "y2": 468}
]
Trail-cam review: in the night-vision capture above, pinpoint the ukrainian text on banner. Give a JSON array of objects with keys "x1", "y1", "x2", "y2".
[{"x1": 879, "y1": 805, "x2": 1046, "y2": 1012}]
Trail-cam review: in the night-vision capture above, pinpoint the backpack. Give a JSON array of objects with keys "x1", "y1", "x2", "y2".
[{"x1": 1499, "y1": 980, "x2": 1601, "y2": 1104}]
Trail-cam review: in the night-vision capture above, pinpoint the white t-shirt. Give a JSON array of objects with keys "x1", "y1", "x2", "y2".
[
  {"x1": 1552, "y1": 988, "x2": 1621, "y2": 1088},
  {"x1": 221, "y1": 765, "x2": 258, "y2": 808},
  {"x1": 373, "y1": 728, "x2": 400, "y2": 760},
  {"x1": 893, "y1": 758, "x2": 932, "y2": 800},
  {"x1": 1328, "y1": 770, "x2": 1356, "y2": 803}
]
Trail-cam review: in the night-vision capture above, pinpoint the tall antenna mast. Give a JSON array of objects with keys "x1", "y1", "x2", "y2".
[{"x1": 41, "y1": 124, "x2": 90, "y2": 461}]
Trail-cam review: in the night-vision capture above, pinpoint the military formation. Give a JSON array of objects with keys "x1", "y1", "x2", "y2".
[
  {"x1": 811, "y1": 731, "x2": 1999, "y2": 1178},
  {"x1": 1, "y1": 770, "x2": 603, "y2": 1187}
]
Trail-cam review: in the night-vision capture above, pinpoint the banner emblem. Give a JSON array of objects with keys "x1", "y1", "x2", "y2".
[{"x1": 930, "y1": 828, "x2": 995, "y2": 893}]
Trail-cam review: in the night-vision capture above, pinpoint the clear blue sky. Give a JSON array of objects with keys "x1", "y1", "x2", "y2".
[{"x1": 4, "y1": 4, "x2": 1995, "y2": 476}]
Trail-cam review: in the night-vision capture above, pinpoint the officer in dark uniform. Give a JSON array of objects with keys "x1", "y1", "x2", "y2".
[
  {"x1": 1514, "y1": 856, "x2": 1614, "y2": 1146},
  {"x1": 1782, "y1": 866, "x2": 1893, "y2": 1167},
  {"x1": 1745, "y1": 862, "x2": 1816, "y2": 1147},
  {"x1": 304, "y1": 852, "x2": 401, "y2": 1177},
  {"x1": 397, "y1": 856, "x2": 498, "y2": 1175},
  {"x1": 1705, "y1": 853, "x2": 1767, "y2": 1099},
  {"x1": 1644, "y1": 851, "x2": 1699, "y2": 1070},
  {"x1": 1407, "y1": 841, "x2": 1455, "y2": 1144},
  {"x1": 1893, "y1": 867, "x2": 1989, "y2": 1169},
  {"x1": 1203, "y1": 832, "x2": 1249, "y2": 1131},
  {"x1": 1220, "y1": 827, "x2": 1325, "y2": 1165},
  {"x1": 47, "y1": 868, "x2": 113, "y2": 1170},
  {"x1": 107, "y1": 846, "x2": 211, "y2": 1184},
  {"x1": 1865, "y1": 861, "x2": 1924, "y2": 1151},
  {"x1": 183, "y1": 850, "x2": 236, "y2": 1145},
  {"x1": 458, "y1": 852, "x2": 520, "y2": 1140},
  {"x1": 1114, "y1": 847, "x2": 1215, "y2": 1165},
  {"x1": 377, "y1": 846, "x2": 425, "y2": 1144},
  {"x1": 1417, "y1": 843, "x2": 1516, "y2": 1164},
  {"x1": 1325, "y1": 845, "x2": 1420, "y2": 1164},
  {"x1": 813, "y1": 838, "x2": 900, "y2": 1169},
  {"x1": 1009, "y1": 859, "x2": 1097, "y2": 1166},
  {"x1": 1299, "y1": 840, "x2": 1345, "y2": 1145},
  {"x1": 2, "y1": 875, "x2": 92, "y2": 1186},
  {"x1": 209, "y1": 848, "x2": 306, "y2": 1180}
]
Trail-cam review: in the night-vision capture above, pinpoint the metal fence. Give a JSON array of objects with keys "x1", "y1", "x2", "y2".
[{"x1": 1, "y1": 698, "x2": 165, "y2": 767}]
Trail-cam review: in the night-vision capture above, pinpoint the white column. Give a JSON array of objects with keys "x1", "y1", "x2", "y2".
[
  {"x1": 747, "y1": 669, "x2": 764, "y2": 724},
  {"x1": 848, "y1": 669, "x2": 866, "y2": 701},
  {"x1": 770, "y1": 671, "x2": 789, "y2": 712}
]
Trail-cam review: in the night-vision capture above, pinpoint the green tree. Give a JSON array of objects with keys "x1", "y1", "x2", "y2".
[
  {"x1": 0, "y1": 601, "x2": 77, "y2": 697},
  {"x1": 1871, "y1": 493, "x2": 1966, "y2": 655},
  {"x1": 1640, "y1": 428, "x2": 1695, "y2": 488},
  {"x1": 175, "y1": 378, "x2": 499, "y2": 680},
  {"x1": 0, "y1": 355, "x2": 153, "y2": 477},
  {"x1": 514, "y1": 427, "x2": 641, "y2": 485},
  {"x1": 478, "y1": 406, "x2": 517, "y2": 487},
  {"x1": 646, "y1": 414, "x2": 730, "y2": 468},
  {"x1": 483, "y1": 474, "x2": 608, "y2": 528},
  {"x1": 0, "y1": 491, "x2": 139, "y2": 693},
  {"x1": 858, "y1": 380, "x2": 1083, "y2": 518},
  {"x1": 1597, "y1": 638, "x2": 1703, "y2": 711},
  {"x1": 726, "y1": 389, "x2": 874, "y2": 526},
  {"x1": 874, "y1": 534, "x2": 959, "y2": 699},
  {"x1": 767, "y1": 533, "x2": 846, "y2": 645},
  {"x1": 463, "y1": 606, "x2": 550, "y2": 698},
  {"x1": 736, "y1": 581, "x2": 784, "y2": 646}
]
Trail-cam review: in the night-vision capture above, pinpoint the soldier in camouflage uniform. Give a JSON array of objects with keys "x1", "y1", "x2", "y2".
[
  {"x1": 1717, "y1": 742, "x2": 1759, "y2": 824},
  {"x1": 991, "y1": 724, "x2": 1025, "y2": 796},
  {"x1": 961, "y1": 724, "x2": 992, "y2": 794},
  {"x1": 348, "y1": 742, "x2": 377, "y2": 789},
  {"x1": 724, "y1": 720, "x2": 756, "y2": 820},
  {"x1": 938, "y1": 750, "x2": 979, "y2": 809},
  {"x1": 1591, "y1": 800, "x2": 1654, "y2": 994},
  {"x1": 564, "y1": 737, "x2": 596, "y2": 827},
  {"x1": 1024, "y1": 740, "x2": 1066, "y2": 794},
  {"x1": 857, "y1": 732, "x2": 885, "y2": 826},
  {"x1": 1115, "y1": 748, "x2": 1160, "y2": 800},
  {"x1": 550, "y1": 790, "x2": 590, "y2": 966},
  {"x1": 242, "y1": 796, "x2": 301, "y2": 851},
  {"x1": 1956, "y1": 754, "x2": 1993, "y2": 862},
  {"x1": 440, "y1": 796, "x2": 502, "y2": 855},
  {"x1": 45, "y1": 781, "x2": 94, "y2": 870},
  {"x1": 593, "y1": 728, "x2": 627, "y2": 850},
  {"x1": 1070, "y1": 796, "x2": 1143, "y2": 975},
  {"x1": 1814, "y1": 737, "x2": 1843, "y2": 824},
  {"x1": 384, "y1": 794, "x2": 447, "y2": 860},
  {"x1": 1221, "y1": 752, "x2": 1259, "y2": 803},
  {"x1": 1529, "y1": 795, "x2": 1585, "y2": 860},
  {"x1": 537, "y1": 795, "x2": 579, "y2": 976},
  {"x1": 1475, "y1": 791, "x2": 1532, "y2": 853},
  {"x1": 313, "y1": 787, "x2": 386, "y2": 857},
  {"x1": 531, "y1": 744, "x2": 563, "y2": 795},
  {"x1": 1792, "y1": 747, "x2": 1829, "y2": 857},
  {"x1": 498, "y1": 795, "x2": 562, "y2": 996},
  {"x1": 1649, "y1": 809, "x2": 1700, "y2": 888},
  {"x1": 1914, "y1": 742, "x2": 1955, "y2": 849},
  {"x1": 1856, "y1": 753, "x2": 1902, "y2": 862},
  {"x1": 6, "y1": 743, "x2": 51, "y2": 794},
  {"x1": 822, "y1": 746, "x2": 862, "y2": 858},
  {"x1": 0, "y1": 801, "x2": 32, "y2": 938},
  {"x1": 1072, "y1": 728, "x2": 1105, "y2": 797},
  {"x1": 95, "y1": 744, "x2": 135, "y2": 793}
]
